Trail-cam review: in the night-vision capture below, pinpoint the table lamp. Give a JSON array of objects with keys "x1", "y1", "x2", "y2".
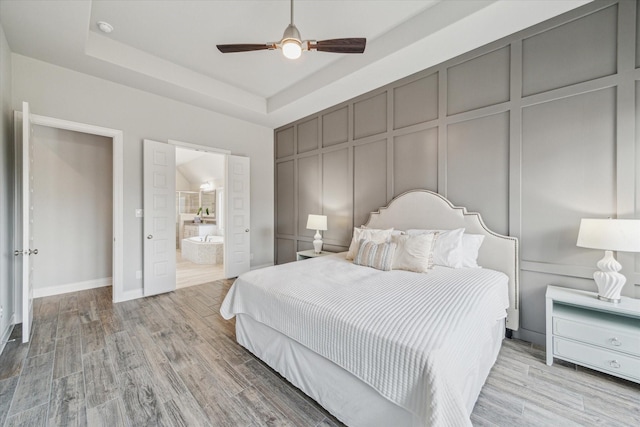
[
  {"x1": 306, "y1": 214, "x2": 328, "y2": 253},
  {"x1": 576, "y1": 218, "x2": 640, "y2": 302}
]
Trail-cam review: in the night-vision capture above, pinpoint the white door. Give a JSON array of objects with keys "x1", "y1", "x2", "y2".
[
  {"x1": 20, "y1": 102, "x2": 35, "y2": 343},
  {"x1": 224, "y1": 155, "x2": 250, "y2": 278},
  {"x1": 143, "y1": 139, "x2": 176, "y2": 296}
]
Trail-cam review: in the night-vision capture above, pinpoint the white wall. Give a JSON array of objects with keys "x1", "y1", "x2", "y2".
[
  {"x1": 12, "y1": 54, "x2": 274, "y2": 295},
  {"x1": 0, "y1": 23, "x2": 14, "y2": 342},
  {"x1": 32, "y1": 126, "x2": 112, "y2": 294}
]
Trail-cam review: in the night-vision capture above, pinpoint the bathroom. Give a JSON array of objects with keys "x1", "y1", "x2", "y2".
[{"x1": 175, "y1": 147, "x2": 225, "y2": 288}]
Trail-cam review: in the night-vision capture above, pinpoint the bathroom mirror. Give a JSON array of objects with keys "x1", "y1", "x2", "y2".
[{"x1": 200, "y1": 190, "x2": 216, "y2": 221}]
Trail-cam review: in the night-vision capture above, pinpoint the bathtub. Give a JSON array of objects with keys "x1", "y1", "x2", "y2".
[
  {"x1": 190, "y1": 235, "x2": 223, "y2": 244},
  {"x1": 181, "y1": 236, "x2": 224, "y2": 265}
]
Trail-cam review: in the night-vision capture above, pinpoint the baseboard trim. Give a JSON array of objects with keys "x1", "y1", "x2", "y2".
[
  {"x1": 34, "y1": 277, "x2": 112, "y2": 298},
  {"x1": 512, "y1": 327, "x2": 545, "y2": 348},
  {"x1": 251, "y1": 262, "x2": 274, "y2": 271},
  {"x1": 0, "y1": 313, "x2": 16, "y2": 356}
]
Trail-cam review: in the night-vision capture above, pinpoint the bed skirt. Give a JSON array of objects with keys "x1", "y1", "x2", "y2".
[{"x1": 235, "y1": 314, "x2": 505, "y2": 427}]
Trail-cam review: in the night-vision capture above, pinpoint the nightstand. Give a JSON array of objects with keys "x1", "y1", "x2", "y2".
[
  {"x1": 545, "y1": 285, "x2": 640, "y2": 384},
  {"x1": 296, "y1": 249, "x2": 332, "y2": 261}
]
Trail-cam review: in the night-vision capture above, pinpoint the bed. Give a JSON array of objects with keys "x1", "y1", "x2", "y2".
[{"x1": 220, "y1": 190, "x2": 519, "y2": 426}]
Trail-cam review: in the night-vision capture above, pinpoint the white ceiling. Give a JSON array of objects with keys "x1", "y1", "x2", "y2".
[
  {"x1": 0, "y1": 0, "x2": 590, "y2": 128},
  {"x1": 176, "y1": 147, "x2": 225, "y2": 187}
]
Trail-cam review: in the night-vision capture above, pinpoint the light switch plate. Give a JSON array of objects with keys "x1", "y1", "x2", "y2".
[{"x1": 135, "y1": 209, "x2": 143, "y2": 218}]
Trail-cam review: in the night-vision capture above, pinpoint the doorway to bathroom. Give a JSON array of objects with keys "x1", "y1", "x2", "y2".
[{"x1": 175, "y1": 146, "x2": 226, "y2": 288}]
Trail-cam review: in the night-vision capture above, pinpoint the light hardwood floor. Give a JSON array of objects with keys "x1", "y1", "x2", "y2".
[
  {"x1": 176, "y1": 249, "x2": 225, "y2": 289},
  {"x1": 0, "y1": 281, "x2": 638, "y2": 426}
]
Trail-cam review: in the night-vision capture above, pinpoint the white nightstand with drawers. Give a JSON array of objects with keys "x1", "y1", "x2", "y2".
[{"x1": 545, "y1": 285, "x2": 640, "y2": 384}]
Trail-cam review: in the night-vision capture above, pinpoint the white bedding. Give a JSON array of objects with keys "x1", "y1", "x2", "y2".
[{"x1": 220, "y1": 253, "x2": 509, "y2": 426}]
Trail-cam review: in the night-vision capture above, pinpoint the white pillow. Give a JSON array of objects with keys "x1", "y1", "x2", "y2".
[
  {"x1": 363, "y1": 226, "x2": 404, "y2": 236},
  {"x1": 391, "y1": 233, "x2": 438, "y2": 273},
  {"x1": 460, "y1": 234, "x2": 484, "y2": 268},
  {"x1": 406, "y1": 228, "x2": 465, "y2": 268},
  {"x1": 346, "y1": 227, "x2": 394, "y2": 260}
]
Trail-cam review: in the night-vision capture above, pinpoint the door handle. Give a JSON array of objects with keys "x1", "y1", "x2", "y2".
[
  {"x1": 31, "y1": 249, "x2": 38, "y2": 255},
  {"x1": 14, "y1": 250, "x2": 23, "y2": 256},
  {"x1": 245, "y1": 229, "x2": 249, "y2": 232},
  {"x1": 147, "y1": 234, "x2": 153, "y2": 239}
]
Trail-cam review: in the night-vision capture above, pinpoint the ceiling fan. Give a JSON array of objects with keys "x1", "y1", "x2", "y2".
[{"x1": 216, "y1": 0, "x2": 366, "y2": 60}]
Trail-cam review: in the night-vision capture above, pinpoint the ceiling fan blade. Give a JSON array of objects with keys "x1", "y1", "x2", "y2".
[
  {"x1": 312, "y1": 38, "x2": 366, "y2": 54},
  {"x1": 217, "y1": 44, "x2": 275, "y2": 53}
]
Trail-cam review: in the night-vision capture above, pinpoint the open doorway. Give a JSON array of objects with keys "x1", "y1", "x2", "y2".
[
  {"x1": 175, "y1": 147, "x2": 226, "y2": 288},
  {"x1": 32, "y1": 126, "x2": 113, "y2": 297}
]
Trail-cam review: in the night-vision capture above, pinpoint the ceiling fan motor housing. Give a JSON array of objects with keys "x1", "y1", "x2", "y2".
[{"x1": 282, "y1": 23, "x2": 301, "y2": 42}]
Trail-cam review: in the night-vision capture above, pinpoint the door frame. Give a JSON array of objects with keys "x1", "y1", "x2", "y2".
[
  {"x1": 168, "y1": 139, "x2": 231, "y2": 156},
  {"x1": 14, "y1": 111, "x2": 124, "y2": 307}
]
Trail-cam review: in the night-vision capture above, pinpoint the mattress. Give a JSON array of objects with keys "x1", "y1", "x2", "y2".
[{"x1": 220, "y1": 253, "x2": 509, "y2": 426}]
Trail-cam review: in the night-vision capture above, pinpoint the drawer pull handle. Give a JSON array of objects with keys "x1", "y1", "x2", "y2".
[
  {"x1": 608, "y1": 360, "x2": 621, "y2": 369},
  {"x1": 609, "y1": 337, "x2": 622, "y2": 347}
]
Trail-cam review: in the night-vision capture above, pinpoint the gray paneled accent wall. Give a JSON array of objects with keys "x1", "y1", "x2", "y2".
[{"x1": 274, "y1": 0, "x2": 640, "y2": 344}]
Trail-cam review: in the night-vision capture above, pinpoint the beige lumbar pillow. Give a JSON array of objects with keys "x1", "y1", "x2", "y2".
[{"x1": 353, "y1": 239, "x2": 397, "y2": 271}]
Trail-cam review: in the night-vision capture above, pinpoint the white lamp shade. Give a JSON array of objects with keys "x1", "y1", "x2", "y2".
[
  {"x1": 577, "y1": 218, "x2": 640, "y2": 252},
  {"x1": 306, "y1": 214, "x2": 327, "y2": 231}
]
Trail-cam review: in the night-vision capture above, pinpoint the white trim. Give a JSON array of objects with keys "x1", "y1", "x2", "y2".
[
  {"x1": 34, "y1": 278, "x2": 112, "y2": 298},
  {"x1": 168, "y1": 139, "x2": 231, "y2": 155},
  {"x1": 0, "y1": 314, "x2": 16, "y2": 356},
  {"x1": 14, "y1": 111, "x2": 124, "y2": 303},
  {"x1": 13, "y1": 112, "x2": 23, "y2": 324}
]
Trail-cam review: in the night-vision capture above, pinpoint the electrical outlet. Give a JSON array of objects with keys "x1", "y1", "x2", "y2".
[
  {"x1": 135, "y1": 209, "x2": 144, "y2": 218},
  {"x1": 136, "y1": 270, "x2": 142, "y2": 279},
  {"x1": 0, "y1": 305, "x2": 3, "y2": 319}
]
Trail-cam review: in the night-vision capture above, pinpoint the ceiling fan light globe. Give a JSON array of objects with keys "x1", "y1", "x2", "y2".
[{"x1": 282, "y1": 39, "x2": 302, "y2": 59}]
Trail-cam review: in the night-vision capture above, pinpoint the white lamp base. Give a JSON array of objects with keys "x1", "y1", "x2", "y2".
[
  {"x1": 313, "y1": 230, "x2": 323, "y2": 254},
  {"x1": 593, "y1": 250, "x2": 626, "y2": 303}
]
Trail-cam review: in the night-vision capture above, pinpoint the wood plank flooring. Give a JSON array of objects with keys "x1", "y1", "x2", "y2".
[{"x1": 0, "y1": 281, "x2": 638, "y2": 426}]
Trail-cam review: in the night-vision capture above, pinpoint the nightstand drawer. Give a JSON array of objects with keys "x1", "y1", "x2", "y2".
[
  {"x1": 553, "y1": 316, "x2": 640, "y2": 357},
  {"x1": 554, "y1": 337, "x2": 640, "y2": 381}
]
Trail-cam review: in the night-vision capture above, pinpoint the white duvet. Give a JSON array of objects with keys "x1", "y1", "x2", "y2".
[{"x1": 220, "y1": 253, "x2": 509, "y2": 426}]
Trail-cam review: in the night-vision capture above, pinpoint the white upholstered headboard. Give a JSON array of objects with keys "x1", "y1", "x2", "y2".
[{"x1": 364, "y1": 189, "x2": 520, "y2": 331}]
